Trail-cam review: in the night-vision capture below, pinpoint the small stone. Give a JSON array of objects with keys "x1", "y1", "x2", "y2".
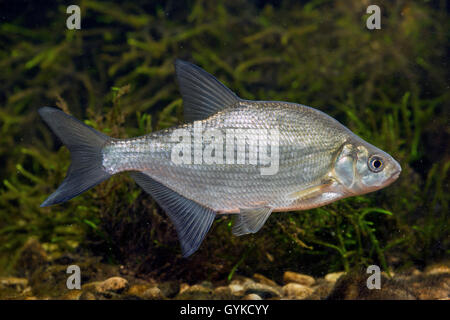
[
  {"x1": 97, "y1": 277, "x2": 129, "y2": 294},
  {"x1": 82, "y1": 281, "x2": 102, "y2": 292},
  {"x1": 282, "y1": 283, "x2": 313, "y2": 299},
  {"x1": 308, "y1": 280, "x2": 335, "y2": 300},
  {"x1": 158, "y1": 281, "x2": 180, "y2": 298},
  {"x1": 283, "y1": 271, "x2": 315, "y2": 286},
  {"x1": 175, "y1": 284, "x2": 215, "y2": 300},
  {"x1": 382, "y1": 271, "x2": 395, "y2": 278},
  {"x1": 396, "y1": 268, "x2": 422, "y2": 279},
  {"x1": 229, "y1": 278, "x2": 246, "y2": 285},
  {"x1": 179, "y1": 283, "x2": 190, "y2": 294},
  {"x1": 81, "y1": 277, "x2": 128, "y2": 299},
  {"x1": 253, "y1": 273, "x2": 278, "y2": 287},
  {"x1": 325, "y1": 271, "x2": 346, "y2": 283},
  {"x1": 199, "y1": 281, "x2": 213, "y2": 289},
  {"x1": 412, "y1": 269, "x2": 422, "y2": 276},
  {"x1": 62, "y1": 290, "x2": 82, "y2": 300},
  {"x1": 142, "y1": 287, "x2": 165, "y2": 300},
  {"x1": 425, "y1": 265, "x2": 450, "y2": 275},
  {"x1": 242, "y1": 293, "x2": 262, "y2": 300},
  {"x1": 228, "y1": 283, "x2": 245, "y2": 296},
  {"x1": 213, "y1": 286, "x2": 235, "y2": 299},
  {"x1": 243, "y1": 282, "x2": 282, "y2": 299},
  {"x1": 229, "y1": 276, "x2": 254, "y2": 285},
  {"x1": 127, "y1": 284, "x2": 154, "y2": 297},
  {"x1": 0, "y1": 277, "x2": 29, "y2": 292},
  {"x1": 190, "y1": 284, "x2": 212, "y2": 292},
  {"x1": 22, "y1": 287, "x2": 32, "y2": 295},
  {"x1": 79, "y1": 291, "x2": 97, "y2": 300}
]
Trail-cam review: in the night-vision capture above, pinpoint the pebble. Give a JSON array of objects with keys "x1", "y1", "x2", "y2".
[
  {"x1": 253, "y1": 273, "x2": 278, "y2": 287},
  {"x1": 97, "y1": 277, "x2": 129, "y2": 294},
  {"x1": 142, "y1": 287, "x2": 165, "y2": 299},
  {"x1": 81, "y1": 277, "x2": 129, "y2": 299},
  {"x1": 158, "y1": 281, "x2": 180, "y2": 298},
  {"x1": 82, "y1": 281, "x2": 102, "y2": 292},
  {"x1": 411, "y1": 269, "x2": 422, "y2": 276},
  {"x1": 242, "y1": 293, "x2": 263, "y2": 300},
  {"x1": 61, "y1": 290, "x2": 82, "y2": 300},
  {"x1": 0, "y1": 277, "x2": 29, "y2": 292},
  {"x1": 175, "y1": 284, "x2": 214, "y2": 300},
  {"x1": 425, "y1": 264, "x2": 450, "y2": 275},
  {"x1": 79, "y1": 291, "x2": 97, "y2": 300},
  {"x1": 179, "y1": 283, "x2": 190, "y2": 294},
  {"x1": 282, "y1": 283, "x2": 313, "y2": 299},
  {"x1": 213, "y1": 286, "x2": 235, "y2": 299},
  {"x1": 228, "y1": 283, "x2": 245, "y2": 296},
  {"x1": 325, "y1": 271, "x2": 346, "y2": 283},
  {"x1": 243, "y1": 281, "x2": 282, "y2": 298},
  {"x1": 308, "y1": 280, "x2": 335, "y2": 300},
  {"x1": 127, "y1": 284, "x2": 154, "y2": 297},
  {"x1": 283, "y1": 271, "x2": 315, "y2": 286}
]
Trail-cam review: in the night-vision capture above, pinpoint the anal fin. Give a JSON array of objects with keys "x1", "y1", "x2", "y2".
[
  {"x1": 232, "y1": 206, "x2": 273, "y2": 236},
  {"x1": 130, "y1": 171, "x2": 216, "y2": 257}
]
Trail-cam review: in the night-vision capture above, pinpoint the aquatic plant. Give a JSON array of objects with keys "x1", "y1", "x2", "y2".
[{"x1": 0, "y1": 0, "x2": 448, "y2": 281}]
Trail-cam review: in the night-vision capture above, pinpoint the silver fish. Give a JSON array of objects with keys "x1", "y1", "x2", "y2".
[{"x1": 39, "y1": 60, "x2": 401, "y2": 257}]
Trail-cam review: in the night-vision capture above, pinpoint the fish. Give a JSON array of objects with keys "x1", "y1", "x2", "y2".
[{"x1": 38, "y1": 60, "x2": 402, "y2": 257}]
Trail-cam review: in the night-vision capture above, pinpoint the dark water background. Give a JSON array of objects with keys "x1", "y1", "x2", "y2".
[{"x1": 0, "y1": 0, "x2": 448, "y2": 285}]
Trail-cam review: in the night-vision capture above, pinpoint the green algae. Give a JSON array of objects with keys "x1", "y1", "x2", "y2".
[{"x1": 0, "y1": 0, "x2": 448, "y2": 282}]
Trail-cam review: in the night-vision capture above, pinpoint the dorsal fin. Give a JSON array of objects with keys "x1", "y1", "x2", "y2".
[
  {"x1": 130, "y1": 171, "x2": 216, "y2": 257},
  {"x1": 175, "y1": 59, "x2": 240, "y2": 122}
]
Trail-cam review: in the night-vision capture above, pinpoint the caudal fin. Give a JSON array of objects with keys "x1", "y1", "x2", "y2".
[{"x1": 38, "y1": 107, "x2": 111, "y2": 207}]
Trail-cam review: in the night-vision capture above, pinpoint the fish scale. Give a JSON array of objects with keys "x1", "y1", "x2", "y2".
[{"x1": 102, "y1": 101, "x2": 348, "y2": 212}]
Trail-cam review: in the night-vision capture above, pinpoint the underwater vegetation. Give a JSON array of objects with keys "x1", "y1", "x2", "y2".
[{"x1": 0, "y1": 0, "x2": 448, "y2": 283}]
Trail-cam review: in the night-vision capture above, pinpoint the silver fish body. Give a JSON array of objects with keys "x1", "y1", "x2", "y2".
[
  {"x1": 39, "y1": 60, "x2": 401, "y2": 257},
  {"x1": 103, "y1": 101, "x2": 356, "y2": 212}
]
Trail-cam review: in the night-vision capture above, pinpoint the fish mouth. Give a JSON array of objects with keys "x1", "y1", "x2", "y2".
[
  {"x1": 390, "y1": 160, "x2": 402, "y2": 182},
  {"x1": 390, "y1": 169, "x2": 401, "y2": 182}
]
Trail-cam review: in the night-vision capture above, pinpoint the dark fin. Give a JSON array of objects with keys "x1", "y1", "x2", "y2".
[
  {"x1": 130, "y1": 171, "x2": 216, "y2": 257},
  {"x1": 175, "y1": 59, "x2": 240, "y2": 122},
  {"x1": 232, "y1": 206, "x2": 273, "y2": 236},
  {"x1": 38, "y1": 107, "x2": 111, "y2": 207}
]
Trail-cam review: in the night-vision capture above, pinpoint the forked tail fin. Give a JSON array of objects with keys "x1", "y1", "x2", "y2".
[{"x1": 38, "y1": 107, "x2": 111, "y2": 207}]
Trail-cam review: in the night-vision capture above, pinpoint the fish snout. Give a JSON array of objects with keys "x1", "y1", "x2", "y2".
[{"x1": 388, "y1": 159, "x2": 402, "y2": 182}]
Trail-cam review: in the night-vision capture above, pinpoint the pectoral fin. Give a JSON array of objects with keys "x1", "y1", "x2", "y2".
[
  {"x1": 232, "y1": 206, "x2": 273, "y2": 236},
  {"x1": 287, "y1": 179, "x2": 335, "y2": 201}
]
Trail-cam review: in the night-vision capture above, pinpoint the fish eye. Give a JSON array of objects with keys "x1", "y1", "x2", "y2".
[{"x1": 368, "y1": 155, "x2": 384, "y2": 172}]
